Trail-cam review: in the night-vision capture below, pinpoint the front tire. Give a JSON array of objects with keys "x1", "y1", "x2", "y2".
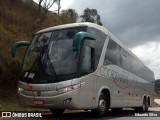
[{"x1": 91, "y1": 93, "x2": 109, "y2": 117}]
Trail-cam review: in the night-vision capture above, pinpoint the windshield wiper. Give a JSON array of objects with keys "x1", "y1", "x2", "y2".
[
  {"x1": 29, "y1": 45, "x2": 57, "y2": 80},
  {"x1": 42, "y1": 45, "x2": 57, "y2": 80},
  {"x1": 46, "y1": 56, "x2": 57, "y2": 80}
]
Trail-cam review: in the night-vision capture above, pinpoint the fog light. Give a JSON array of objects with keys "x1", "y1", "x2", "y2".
[{"x1": 64, "y1": 98, "x2": 72, "y2": 104}]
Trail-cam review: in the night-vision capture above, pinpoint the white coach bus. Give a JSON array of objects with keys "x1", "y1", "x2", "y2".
[{"x1": 11, "y1": 22, "x2": 155, "y2": 117}]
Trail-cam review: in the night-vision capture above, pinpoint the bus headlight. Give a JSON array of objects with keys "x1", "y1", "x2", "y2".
[
  {"x1": 59, "y1": 82, "x2": 85, "y2": 93},
  {"x1": 18, "y1": 87, "x2": 24, "y2": 93},
  {"x1": 63, "y1": 87, "x2": 73, "y2": 93}
]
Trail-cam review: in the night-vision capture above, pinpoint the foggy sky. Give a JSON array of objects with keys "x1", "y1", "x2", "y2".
[{"x1": 68, "y1": 0, "x2": 160, "y2": 48}]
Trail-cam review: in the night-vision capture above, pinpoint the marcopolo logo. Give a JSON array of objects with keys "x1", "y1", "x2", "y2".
[
  {"x1": 100, "y1": 66, "x2": 133, "y2": 89},
  {"x1": 100, "y1": 66, "x2": 119, "y2": 80}
]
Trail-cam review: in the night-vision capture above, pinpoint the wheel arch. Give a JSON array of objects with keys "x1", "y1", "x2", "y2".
[
  {"x1": 147, "y1": 96, "x2": 151, "y2": 106},
  {"x1": 96, "y1": 87, "x2": 111, "y2": 108},
  {"x1": 143, "y1": 95, "x2": 151, "y2": 106}
]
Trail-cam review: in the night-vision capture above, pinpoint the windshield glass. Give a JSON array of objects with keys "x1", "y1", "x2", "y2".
[{"x1": 22, "y1": 27, "x2": 86, "y2": 82}]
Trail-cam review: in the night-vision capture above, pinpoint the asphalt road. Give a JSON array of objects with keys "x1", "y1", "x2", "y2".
[{"x1": 1, "y1": 107, "x2": 160, "y2": 120}]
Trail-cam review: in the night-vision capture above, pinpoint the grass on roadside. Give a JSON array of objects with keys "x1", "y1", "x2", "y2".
[{"x1": 0, "y1": 87, "x2": 48, "y2": 112}]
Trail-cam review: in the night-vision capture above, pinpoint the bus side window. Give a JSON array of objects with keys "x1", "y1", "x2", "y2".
[
  {"x1": 103, "y1": 59, "x2": 112, "y2": 65},
  {"x1": 87, "y1": 27, "x2": 106, "y2": 69},
  {"x1": 120, "y1": 49, "x2": 130, "y2": 71},
  {"x1": 81, "y1": 46, "x2": 92, "y2": 75},
  {"x1": 104, "y1": 39, "x2": 119, "y2": 65}
]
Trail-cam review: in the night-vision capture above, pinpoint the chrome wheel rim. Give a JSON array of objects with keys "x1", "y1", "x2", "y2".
[{"x1": 99, "y1": 99, "x2": 106, "y2": 111}]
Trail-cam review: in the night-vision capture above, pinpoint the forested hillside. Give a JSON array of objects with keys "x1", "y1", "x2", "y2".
[{"x1": 0, "y1": 0, "x2": 62, "y2": 86}]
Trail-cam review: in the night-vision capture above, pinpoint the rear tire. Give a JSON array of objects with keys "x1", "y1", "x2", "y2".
[
  {"x1": 135, "y1": 98, "x2": 148, "y2": 112},
  {"x1": 91, "y1": 93, "x2": 109, "y2": 117},
  {"x1": 50, "y1": 109, "x2": 65, "y2": 116}
]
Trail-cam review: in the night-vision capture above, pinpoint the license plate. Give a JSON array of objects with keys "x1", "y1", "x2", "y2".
[{"x1": 33, "y1": 100, "x2": 44, "y2": 105}]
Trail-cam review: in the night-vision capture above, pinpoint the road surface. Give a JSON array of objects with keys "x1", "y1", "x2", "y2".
[{"x1": 1, "y1": 107, "x2": 160, "y2": 120}]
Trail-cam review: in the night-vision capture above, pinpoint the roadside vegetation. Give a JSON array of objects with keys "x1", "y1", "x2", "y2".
[
  {"x1": 0, "y1": 0, "x2": 61, "y2": 111},
  {"x1": 0, "y1": 0, "x2": 62, "y2": 87},
  {"x1": 0, "y1": 86, "x2": 49, "y2": 111}
]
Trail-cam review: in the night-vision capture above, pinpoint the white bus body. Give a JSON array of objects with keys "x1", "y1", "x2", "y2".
[{"x1": 14, "y1": 22, "x2": 155, "y2": 117}]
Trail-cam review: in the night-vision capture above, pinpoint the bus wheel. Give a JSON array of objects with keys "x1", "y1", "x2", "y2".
[
  {"x1": 91, "y1": 93, "x2": 108, "y2": 117},
  {"x1": 50, "y1": 109, "x2": 65, "y2": 116},
  {"x1": 135, "y1": 98, "x2": 148, "y2": 112},
  {"x1": 144, "y1": 99, "x2": 149, "y2": 112}
]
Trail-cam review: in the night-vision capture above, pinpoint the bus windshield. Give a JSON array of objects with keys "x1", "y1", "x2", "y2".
[{"x1": 22, "y1": 27, "x2": 86, "y2": 82}]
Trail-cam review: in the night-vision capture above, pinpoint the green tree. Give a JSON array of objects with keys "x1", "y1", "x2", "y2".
[
  {"x1": 80, "y1": 8, "x2": 102, "y2": 26},
  {"x1": 60, "y1": 9, "x2": 78, "y2": 24}
]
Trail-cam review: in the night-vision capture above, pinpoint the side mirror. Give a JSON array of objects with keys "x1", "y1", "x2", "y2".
[
  {"x1": 73, "y1": 32, "x2": 95, "y2": 51},
  {"x1": 11, "y1": 41, "x2": 30, "y2": 57}
]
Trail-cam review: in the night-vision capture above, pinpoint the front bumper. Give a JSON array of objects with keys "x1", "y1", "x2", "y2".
[{"x1": 18, "y1": 89, "x2": 80, "y2": 109}]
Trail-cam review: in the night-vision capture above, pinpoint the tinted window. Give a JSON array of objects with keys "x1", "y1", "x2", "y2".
[
  {"x1": 103, "y1": 39, "x2": 154, "y2": 82},
  {"x1": 120, "y1": 49, "x2": 130, "y2": 71},
  {"x1": 129, "y1": 55, "x2": 137, "y2": 75},
  {"x1": 82, "y1": 46, "x2": 92, "y2": 72},
  {"x1": 129, "y1": 54, "x2": 154, "y2": 82},
  {"x1": 104, "y1": 39, "x2": 119, "y2": 65},
  {"x1": 87, "y1": 27, "x2": 107, "y2": 69}
]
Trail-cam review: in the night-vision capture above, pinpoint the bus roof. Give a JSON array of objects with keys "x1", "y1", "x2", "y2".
[
  {"x1": 37, "y1": 22, "x2": 123, "y2": 47},
  {"x1": 37, "y1": 22, "x2": 107, "y2": 34}
]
